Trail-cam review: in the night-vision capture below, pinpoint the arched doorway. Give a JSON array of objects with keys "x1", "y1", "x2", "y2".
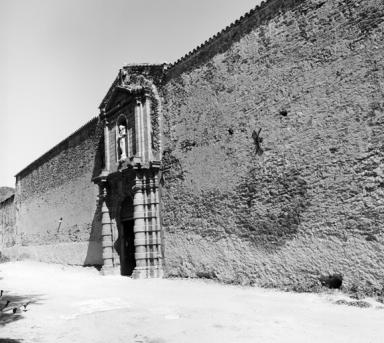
[{"x1": 120, "y1": 196, "x2": 136, "y2": 276}]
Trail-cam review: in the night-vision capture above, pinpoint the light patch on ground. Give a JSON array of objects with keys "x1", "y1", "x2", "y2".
[{"x1": 62, "y1": 298, "x2": 132, "y2": 319}]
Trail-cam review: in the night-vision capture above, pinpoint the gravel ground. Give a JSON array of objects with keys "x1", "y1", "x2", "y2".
[{"x1": 0, "y1": 261, "x2": 383, "y2": 343}]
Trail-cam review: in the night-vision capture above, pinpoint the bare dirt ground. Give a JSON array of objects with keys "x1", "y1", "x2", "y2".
[{"x1": 0, "y1": 261, "x2": 383, "y2": 343}]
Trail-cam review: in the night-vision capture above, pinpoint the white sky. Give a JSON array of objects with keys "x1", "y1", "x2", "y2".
[{"x1": 0, "y1": 0, "x2": 261, "y2": 187}]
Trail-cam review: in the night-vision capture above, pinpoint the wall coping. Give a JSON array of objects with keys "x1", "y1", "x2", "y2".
[
  {"x1": 15, "y1": 116, "x2": 99, "y2": 179},
  {"x1": 165, "y1": 0, "x2": 306, "y2": 76},
  {"x1": 0, "y1": 194, "x2": 15, "y2": 207}
]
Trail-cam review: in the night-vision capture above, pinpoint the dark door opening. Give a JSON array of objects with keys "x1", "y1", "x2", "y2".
[{"x1": 122, "y1": 220, "x2": 136, "y2": 276}]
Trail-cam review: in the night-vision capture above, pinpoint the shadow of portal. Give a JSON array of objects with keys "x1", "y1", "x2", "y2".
[
  {"x1": 83, "y1": 198, "x2": 103, "y2": 267},
  {"x1": 84, "y1": 123, "x2": 105, "y2": 267}
]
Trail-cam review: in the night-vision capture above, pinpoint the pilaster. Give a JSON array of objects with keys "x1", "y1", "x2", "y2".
[
  {"x1": 99, "y1": 180, "x2": 119, "y2": 275},
  {"x1": 132, "y1": 173, "x2": 146, "y2": 278},
  {"x1": 144, "y1": 91, "x2": 153, "y2": 162},
  {"x1": 131, "y1": 170, "x2": 163, "y2": 278},
  {"x1": 102, "y1": 110, "x2": 111, "y2": 172},
  {"x1": 134, "y1": 97, "x2": 144, "y2": 161}
]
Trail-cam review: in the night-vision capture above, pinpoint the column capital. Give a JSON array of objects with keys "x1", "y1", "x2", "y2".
[
  {"x1": 134, "y1": 96, "x2": 143, "y2": 106},
  {"x1": 132, "y1": 181, "x2": 144, "y2": 192},
  {"x1": 100, "y1": 108, "x2": 107, "y2": 120},
  {"x1": 143, "y1": 89, "x2": 152, "y2": 99},
  {"x1": 134, "y1": 90, "x2": 149, "y2": 105}
]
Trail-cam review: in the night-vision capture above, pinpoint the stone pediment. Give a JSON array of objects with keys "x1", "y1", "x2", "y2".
[
  {"x1": 96, "y1": 64, "x2": 164, "y2": 177},
  {"x1": 100, "y1": 64, "x2": 166, "y2": 112}
]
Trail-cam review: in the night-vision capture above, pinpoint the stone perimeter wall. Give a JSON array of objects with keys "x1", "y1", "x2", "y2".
[
  {"x1": 7, "y1": 117, "x2": 104, "y2": 265},
  {"x1": 0, "y1": 195, "x2": 15, "y2": 254},
  {"x1": 1, "y1": 0, "x2": 383, "y2": 295},
  {"x1": 161, "y1": 0, "x2": 384, "y2": 294}
]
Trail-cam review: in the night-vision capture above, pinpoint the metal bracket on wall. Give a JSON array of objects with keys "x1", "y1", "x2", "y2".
[{"x1": 252, "y1": 128, "x2": 264, "y2": 156}]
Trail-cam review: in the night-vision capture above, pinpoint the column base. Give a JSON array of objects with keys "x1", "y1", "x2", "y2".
[
  {"x1": 132, "y1": 266, "x2": 163, "y2": 279},
  {"x1": 100, "y1": 266, "x2": 121, "y2": 276}
]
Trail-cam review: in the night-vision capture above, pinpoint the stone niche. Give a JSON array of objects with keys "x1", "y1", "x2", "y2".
[{"x1": 93, "y1": 64, "x2": 165, "y2": 278}]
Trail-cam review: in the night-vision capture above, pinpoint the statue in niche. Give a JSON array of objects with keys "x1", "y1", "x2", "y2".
[{"x1": 118, "y1": 124, "x2": 127, "y2": 161}]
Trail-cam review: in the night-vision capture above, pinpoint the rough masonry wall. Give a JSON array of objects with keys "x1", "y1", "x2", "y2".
[
  {"x1": 161, "y1": 0, "x2": 384, "y2": 294},
  {"x1": 0, "y1": 195, "x2": 15, "y2": 253},
  {"x1": 9, "y1": 118, "x2": 104, "y2": 265}
]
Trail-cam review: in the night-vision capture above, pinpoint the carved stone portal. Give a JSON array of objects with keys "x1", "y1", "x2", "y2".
[{"x1": 94, "y1": 65, "x2": 164, "y2": 278}]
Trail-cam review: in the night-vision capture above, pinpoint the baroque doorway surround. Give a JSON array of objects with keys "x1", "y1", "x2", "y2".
[{"x1": 93, "y1": 64, "x2": 164, "y2": 278}]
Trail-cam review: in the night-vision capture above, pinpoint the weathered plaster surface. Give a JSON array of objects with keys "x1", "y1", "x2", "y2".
[
  {"x1": 14, "y1": 118, "x2": 104, "y2": 265},
  {"x1": 161, "y1": 0, "x2": 384, "y2": 293}
]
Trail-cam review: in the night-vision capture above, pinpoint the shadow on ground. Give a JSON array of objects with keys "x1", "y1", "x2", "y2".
[
  {"x1": 0, "y1": 291, "x2": 42, "y2": 327},
  {"x1": 0, "y1": 339, "x2": 24, "y2": 343}
]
